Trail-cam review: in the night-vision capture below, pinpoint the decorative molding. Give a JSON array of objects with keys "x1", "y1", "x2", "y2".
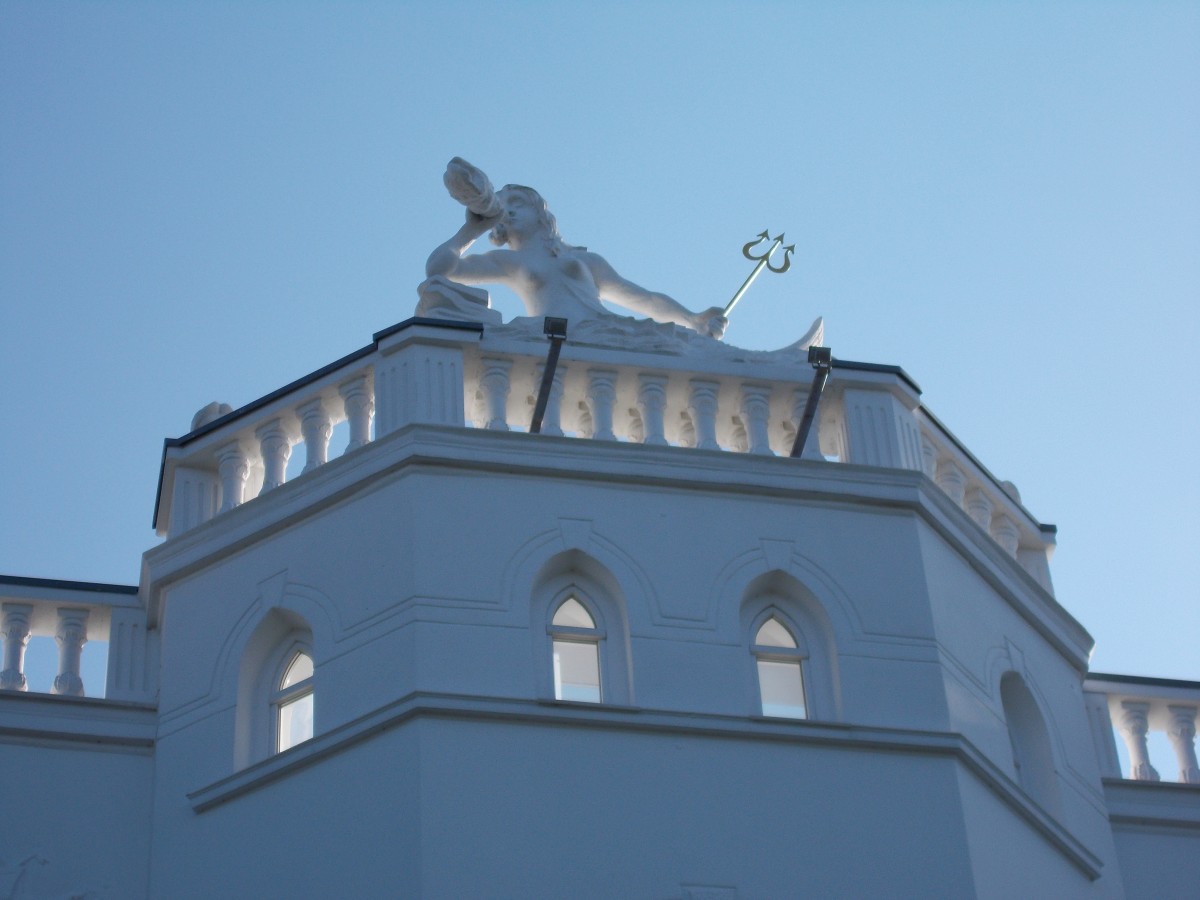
[{"x1": 183, "y1": 691, "x2": 1105, "y2": 880}]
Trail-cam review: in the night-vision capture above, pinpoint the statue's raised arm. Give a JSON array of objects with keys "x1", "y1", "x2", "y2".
[{"x1": 421, "y1": 158, "x2": 726, "y2": 338}]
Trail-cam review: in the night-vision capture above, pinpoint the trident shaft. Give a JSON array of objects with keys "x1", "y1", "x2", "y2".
[{"x1": 723, "y1": 230, "x2": 795, "y2": 317}]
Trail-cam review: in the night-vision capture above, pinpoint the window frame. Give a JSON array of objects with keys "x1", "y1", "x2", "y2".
[
  {"x1": 547, "y1": 595, "x2": 606, "y2": 703},
  {"x1": 270, "y1": 641, "x2": 315, "y2": 754},
  {"x1": 750, "y1": 610, "x2": 809, "y2": 720}
]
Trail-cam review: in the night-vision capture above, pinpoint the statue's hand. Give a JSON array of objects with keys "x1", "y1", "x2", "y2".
[
  {"x1": 464, "y1": 207, "x2": 501, "y2": 235},
  {"x1": 695, "y1": 307, "x2": 728, "y2": 340}
]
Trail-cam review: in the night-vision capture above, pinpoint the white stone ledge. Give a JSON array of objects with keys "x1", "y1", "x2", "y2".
[
  {"x1": 186, "y1": 691, "x2": 1102, "y2": 880},
  {"x1": 0, "y1": 692, "x2": 156, "y2": 749},
  {"x1": 1102, "y1": 778, "x2": 1200, "y2": 830}
]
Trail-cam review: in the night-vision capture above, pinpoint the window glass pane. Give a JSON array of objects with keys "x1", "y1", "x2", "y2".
[
  {"x1": 280, "y1": 651, "x2": 313, "y2": 689},
  {"x1": 553, "y1": 639, "x2": 601, "y2": 702},
  {"x1": 277, "y1": 691, "x2": 314, "y2": 751},
  {"x1": 755, "y1": 618, "x2": 796, "y2": 648},
  {"x1": 758, "y1": 659, "x2": 806, "y2": 718},
  {"x1": 552, "y1": 597, "x2": 596, "y2": 629}
]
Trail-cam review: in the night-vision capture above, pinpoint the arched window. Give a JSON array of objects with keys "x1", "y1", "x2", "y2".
[
  {"x1": 1000, "y1": 672, "x2": 1060, "y2": 813},
  {"x1": 234, "y1": 607, "x2": 321, "y2": 769},
  {"x1": 752, "y1": 615, "x2": 807, "y2": 719},
  {"x1": 273, "y1": 647, "x2": 314, "y2": 752},
  {"x1": 549, "y1": 597, "x2": 603, "y2": 702}
]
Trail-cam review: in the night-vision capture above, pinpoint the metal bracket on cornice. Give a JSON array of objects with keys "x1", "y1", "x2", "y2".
[
  {"x1": 790, "y1": 346, "x2": 833, "y2": 458},
  {"x1": 530, "y1": 317, "x2": 568, "y2": 434}
]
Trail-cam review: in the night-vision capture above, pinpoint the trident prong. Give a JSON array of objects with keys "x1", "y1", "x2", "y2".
[
  {"x1": 742, "y1": 231, "x2": 771, "y2": 259},
  {"x1": 724, "y1": 230, "x2": 794, "y2": 317},
  {"x1": 768, "y1": 244, "x2": 795, "y2": 274}
]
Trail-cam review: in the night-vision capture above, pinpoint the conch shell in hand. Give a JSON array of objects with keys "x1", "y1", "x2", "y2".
[{"x1": 443, "y1": 157, "x2": 501, "y2": 217}]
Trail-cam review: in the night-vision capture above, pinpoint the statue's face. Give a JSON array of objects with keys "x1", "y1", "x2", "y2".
[{"x1": 498, "y1": 189, "x2": 541, "y2": 242}]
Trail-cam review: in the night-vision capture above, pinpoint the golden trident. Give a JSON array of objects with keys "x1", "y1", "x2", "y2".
[{"x1": 723, "y1": 231, "x2": 795, "y2": 317}]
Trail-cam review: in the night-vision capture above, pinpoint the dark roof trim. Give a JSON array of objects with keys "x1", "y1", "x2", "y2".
[
  {"x1": 831, "y1": 358, "x2": 922, "y2": 394},
  {"x1": 373, "y1": 316, "x2": 485, "y2": 343},
  {"x1": 1088, "y1": 672, "x2": 1200, "y2": 690},
  {"x1": 0, "y1": 574, "x2": 138, "y2": 595}
]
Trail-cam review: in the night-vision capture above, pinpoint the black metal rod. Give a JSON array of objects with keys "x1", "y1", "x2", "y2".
[
  {"x1": 790, "y1": 352, "x2": 832, "y2": 458},
  {"x1": 530, "y1": 318, "x2": 568, "y2": 434}
]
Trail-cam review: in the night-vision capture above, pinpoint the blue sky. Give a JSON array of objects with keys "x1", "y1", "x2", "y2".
[{"x1": 2, "y1": 2, "x2": 1197, "y2": 681}]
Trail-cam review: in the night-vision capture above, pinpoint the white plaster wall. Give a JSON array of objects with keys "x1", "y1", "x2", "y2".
[
  {"x1": 1110, "y1": 824, "x2": 1200, "y2": 900},
  {"x1": 0, "y1": 741, "x2": 152, "y2": 899},
  {"x1": 134, "y1": 431, "x2": 1163, "y2": 896},
  {"x1": 148, "y1": 726, "x2": 421, "y2": 898},
  {"x1": 917, "y1": 521, "x2": 1124, "y2": 881},
  {"x1": 414, "y1": 718, "x2": 982, "y2": 897},
  {"x1": 954, "y1": 768, "x2": 1122, "y2": 899},
  {"x1": 149, "y1": 461, "x2": 959, "y2": 742},
  {"x1": 159, "y1": 714, "x2": 980, "y2": 898}
]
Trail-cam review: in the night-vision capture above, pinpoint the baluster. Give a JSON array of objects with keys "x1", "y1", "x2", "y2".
[
  {"x1": 585, "y1": 369, "x2": 618, "y2": 441},
  {"x1": 339, "y1": 373, "x2": 374, "y2": 452},
  {"x1": 990, "y1": 514, "x2": 1020, "y2": 557},
  {"x1": 1167, "y1": 705, "x2": 1200, "y2": 784},
  {"x1": 636, "y1": 374, "x2": 668, "y2": 446},
  {"x1": 686, "y1": 379, "x2": 721, "y2": 450},
  {"x1": 216, "y1": 440, "x2": 250, "y2": 512},
  {"x1": 919, "y1": 435, "x2": 937, "y2": 478},
  {"x1": 297, "y1": 398, "x2": 333, "y2": 474},
  {"x1": 479, "y1": 357, "x2": 513, "y2": 431},
  {"x1": 1118, "y1": 701, "x2": 1161, "y2": 781},
  {"x1": 52, "y1": 608, "x2": 89, "y2": 697},
  {"x1": 256, "y1": 418, "x2": 292, "y2": 493},
  {"x1": 935, "y1": 459, "x2": 967, "y2": 506},
  {"x1": 0, "y1": 603, "x2": 32, "y2": 691},
  {"x1": 964, "y1": 487, "x2": 994, "y2": 530},
  {"x1": 739, "y1": 384, "x2": 773, "y2": 455}
]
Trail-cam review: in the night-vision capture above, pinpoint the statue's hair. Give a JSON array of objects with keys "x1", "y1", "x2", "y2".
[{"x1": 490, "y1": 184, "x2": 573, "y2": 255}]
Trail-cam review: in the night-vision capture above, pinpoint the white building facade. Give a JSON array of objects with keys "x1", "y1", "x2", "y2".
[{"x1": 2, "y1": 316, "x2": 1197, "y2": 898}]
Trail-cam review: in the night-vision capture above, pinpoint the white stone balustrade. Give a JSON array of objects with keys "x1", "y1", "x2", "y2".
[
  {"x1": 155, "y1": 344, "x2": 383, "y2": 538},
  {"x1": 1084, "y1": 675, "x2": 1200, "y2": 784},
  {"x1": 914, "y1": 407, "x2": 1057, "y2": 592},
  {"x1": 0, "y1": 578, "x2": 154, "y2": 702},
  {"x1": 151, "y1": 317, "x2": 1057, "y2": 592}
]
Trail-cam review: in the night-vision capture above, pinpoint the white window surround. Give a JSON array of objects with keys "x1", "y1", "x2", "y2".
[
  {"x1": 737, "y1": 579, "x2": 841, "y2": 722},
  {"x1": 235, "y1": 614, "x2": 317, "y2": 769},
  {"x1": 532, "y1": 577, "x2": 633, "y2": 706}
]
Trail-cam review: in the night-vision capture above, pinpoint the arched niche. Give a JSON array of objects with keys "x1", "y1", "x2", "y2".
[
  {"x1": 529, "y1": 549, "x2": 633, "y2": 706},
  {"x1": 1000, "y1": 670, "x2": 1062, "y2": 815},
  {"x1": 738, "y1": 570, "x2": 841, "y2": 721},
  {"x1": 234, "y1": 607, "x2": 316, "y2": 769}
]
